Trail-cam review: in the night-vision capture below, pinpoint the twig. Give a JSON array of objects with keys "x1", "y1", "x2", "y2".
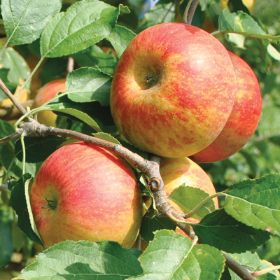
[
  {"x1": 0, "y1": 78, "x2": 260, "y2": 280},
  {"x1": 13, "y1": 120, "x2": 190, "y2": 232},
  {"x1": 0, "y1": 79, "x2": 27, "y2": 115},
  {"x1": 225, "y1": 255, "x2": 255, "y2": 280},
  {"x1": 184, "y1": 0, "x2": 199, "y2": 24},
  {"x1": 0, "y1": 131, "x2": 23, "y2": 144},
  {"x1": 67, "y1": 57, "x2": 74, "y2": 73}
]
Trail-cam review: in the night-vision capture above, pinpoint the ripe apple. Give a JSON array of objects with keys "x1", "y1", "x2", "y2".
[
  {"x1": 160, "y1": 157, "x2": 218, "y2": 224},
  {"x1": 111, "y1": 23, "x2": 236, "y2": 158},
  {"x1": 192, "y1": 52, "x2": 262, "y2": 162},
  {"x1": 0, "y1": 85, "x2": 29, "y2": 120},
  {"x1": 33, "y1": 79, "x2": 65, "y2": 126},
  {"x1": 30, "y1": 142, "x2": 142, "y2": 248}
]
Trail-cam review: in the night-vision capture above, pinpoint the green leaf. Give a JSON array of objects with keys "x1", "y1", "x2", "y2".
[
  {"x1": 140, "y1": 214, "x2": 176, "y2": 242},
  {"x1": 193, "y1": 210, "x2": 270, "y2": 253},
  {"x1": 0, "y1": 120, "x2": 15, "y2": 172},
  {"x1": 199, "y1": 0, "x2": 213, "y2": 11},
  {"x1": 40, "y1": 0, "x2": 120, "y2": 57},
  {"x1": 107, "y1": 24, "x2": 136, "y2": 57},
  {"x1": 258, "y1": 98, "x2": 280, "y2": 139},
  {"x1": 15, "y1": 136, "x2": 65, "y2": 163},
  {"x1": 170, "y1": 185, "x2": 215, "y2": 220},
  {"x1": 224, "y1": 174, "x2": 280, "y2": 235},
  {"x1": 218, "y1": 9, "x2": 280, "y2": 41},
  {"x1": 9, "y1": 174, "x2": 42, "y2": 244},
  {"x1": 19, "y1": 240, "x2": 142, "y2": 279},
  {"x1": 1, "y1": 0, "x2": 62, "y2": 45},
  {"x1": 0, "y1": 47, "x2": 30, "y2": 86},
  {"x1": 0, "y1": 119, "x2": 14, "y2": 137},
  {"x1": 46, "y1": 101, "x2": 102, "y2": 132},
  {"x1": 219, "y1": 9, "x2": 265, "y2": 34},
  {"x1": 239, "y1": 150, "x2": 260, "y2": 178},
  {"x1": 0, "y1": 213, "x2": 13, "y2": 268},
  {"x1": 74, "y1": 45, "x2": 117, "y2": 76},
  {"x1": 66, "y1": 67, "x2": 111, "y2": 105},
  {"x1": 138, "y1": 3, "x2": 175, "y2": 31},
  {"x1": 93, "y1": 132, "x2": 120, "y2": 145},
  {"x1": 129, "y1": 230, "x2": 225, "y2": 280},
  {"x1": 0, "y1": 68, "x2": 16, "y2": 100}
]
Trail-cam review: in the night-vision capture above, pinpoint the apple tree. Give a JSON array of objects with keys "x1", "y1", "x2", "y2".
[{"x1": 0, "y1": 0, "x2": 280, "y2": 279}]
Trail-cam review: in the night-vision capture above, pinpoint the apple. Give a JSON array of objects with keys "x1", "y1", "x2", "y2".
[
  {"x1": 192, "y1": 51, "x2": 262, "y2": 162},
  {"x1": 221, "y1": 0, "x2": 255, "y2": 11},
  {"x1": 30, "y1": 142, "x2": 142, "y2": 248},
  {"x1": 33, "y1": 79, "x2": 65, "y2": 126},
  {"x1": 160, "y1": 157, "x2": 218, "y2": 224},
  {"x1": 0, "y1": 85, "x2": 29, "y2": 120},
  {"x1": 111, "y1": 23, "x2": 236, "y2": 158}
]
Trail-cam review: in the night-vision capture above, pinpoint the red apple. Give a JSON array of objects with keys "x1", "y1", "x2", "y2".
[
  {"x1": 111, "y1": 23, "x2": 236, "y2": 158},
  {"x1": 34, "y1": 79, "x2": 65, "y2": 126},
  {"x1": 30, "y1": 142, "x2": 142, "y2": 248},
  {"x1": 160, "y1": 157, "x2": 218, "y2": 224},
  {"x1": 192, "y1": 52, "x2": 262, "y2": 162}
]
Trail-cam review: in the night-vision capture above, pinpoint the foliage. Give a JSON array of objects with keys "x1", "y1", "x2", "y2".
[{"x1": 0, "y1": 0, "x2": 280, "y2": 279}]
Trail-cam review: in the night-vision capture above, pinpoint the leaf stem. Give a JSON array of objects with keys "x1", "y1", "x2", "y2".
[
  {"x1": 21, "y1": 57, "x2": 45, "y2": 89},
  {"x1": 252, "y1": 265, "x2": 280, "y2": 277},
  {"x1": 20, "y1": 134, "x2": 26, "y2": 175}
]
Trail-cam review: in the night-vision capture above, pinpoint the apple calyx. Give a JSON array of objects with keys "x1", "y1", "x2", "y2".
[
  {"x1": 45, "y1": 198, "x2": 57, "y2": 210},
  {"x1": 134, "y1": 59, "x2": 163, "y2": 90}
]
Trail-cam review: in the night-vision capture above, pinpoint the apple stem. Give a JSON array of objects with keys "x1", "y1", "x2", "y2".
[{"x1": 0, "y1": 78, "x2": 257, "y2": 280}]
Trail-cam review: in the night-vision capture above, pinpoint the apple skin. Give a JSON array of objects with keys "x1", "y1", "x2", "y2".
[
  {"x1": 34, "y1": 79, "x2": 65, "y2": 126},
  {"x1": 192, "y1": 52, "x2": 262, "y2": 162},
  {"x1": 111, "y1": 23, "x2": 236, "y2": 158},
  {"x1": 160, "y1": 157, "x2": 218, "y2": 224},
  {"x1": 30, "y1": 142, "x2": 142, "y2": 248}
]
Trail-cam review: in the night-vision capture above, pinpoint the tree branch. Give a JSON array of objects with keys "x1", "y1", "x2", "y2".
[
  {"x1": 0, "y1": 130, "x2": 23, "y2": 144},
  {"x1": 0, "y1": 78, "x2": 259, "y2": 280},
  {"x1": 0, "y1": 79, "x2": 27, "y2": 115},
  {"x1": 17, "y1": 120, "x2": 190, "y2": 229},
  {"x1": 225, "y1": 255, "x2": 255, "y2": 280}
]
